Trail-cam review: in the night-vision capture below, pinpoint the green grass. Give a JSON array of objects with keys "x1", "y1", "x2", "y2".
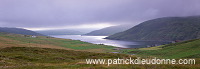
[
  {"x1": 0, "y1": 33, "x2": 200, "y2": 69},
  {"x1": 138, "y1": 45, "x2": 164, "y2": 50},
  {"x1": 122, "y1": 39, "x2": 200, "y2": 59},
  {"x1": 0, "y1": 47, "x2": 199, "y2": 69},
  {"x1": 0, "y1": 33, "x2": 116, "y2": 53},
  {"x1": 0, "y1": 47, "x2": 131, "y2": 69}
]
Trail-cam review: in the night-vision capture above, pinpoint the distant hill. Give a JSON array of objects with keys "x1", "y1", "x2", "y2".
[
  {"x1": 35, "y1": 29, "x2": 84, "y2": 35},
  {"x1": 0, "y1": 27, "x2": 44, "y2": 36},
  {"x1": 84, "y1": 25, "x2": 133, "y2": 36},
  {"x1": 106, "y1": 16, "x2": 200, "y2": 41}
]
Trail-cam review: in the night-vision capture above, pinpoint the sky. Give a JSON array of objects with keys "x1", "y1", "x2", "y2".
[{"x1": 0, "y1": 0, "x2": 200, "y2": 31}]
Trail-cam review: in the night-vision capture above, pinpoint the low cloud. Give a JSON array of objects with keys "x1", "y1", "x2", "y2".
[{"x1": 0, "y1": 0, "x2": 200, "y2": 29}]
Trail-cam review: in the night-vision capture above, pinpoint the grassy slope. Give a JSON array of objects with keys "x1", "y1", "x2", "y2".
[
  {"x1": 122, "y1": 39, "x2": 200, "y2": 59},
  {"x1": 0, "y1": 33, "x2": 200, "y2": 69},
  {"x1": 0, "y1": 47, "x2": 199, "y2": 69},
  {"x1": 0, "y1": 47, "x2": 131, "y2": 69},
  {"x1": 106, "y1": 16, "x2": 200, "y2": 41},
  {"x1": 0, "y1": 33, "x2": 116, "y2": 53}
]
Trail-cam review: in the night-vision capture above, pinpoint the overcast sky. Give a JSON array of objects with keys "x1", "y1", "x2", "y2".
[{"x1": 0, "y1": 0, "x2": 200, "y2": 30}]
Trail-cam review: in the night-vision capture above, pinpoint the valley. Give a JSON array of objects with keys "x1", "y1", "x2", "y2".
[{"x1": 0, "y1": 32, "x2": 199, "y2": 69}]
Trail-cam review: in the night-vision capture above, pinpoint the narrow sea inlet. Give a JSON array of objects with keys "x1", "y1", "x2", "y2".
[{"x1": 51, "y1": 35, "x2": 170, "y2": 48}]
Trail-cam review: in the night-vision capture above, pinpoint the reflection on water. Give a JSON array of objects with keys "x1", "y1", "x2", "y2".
[{"x1": 51, "y1": 35, "x2": 170, "y2": 48}]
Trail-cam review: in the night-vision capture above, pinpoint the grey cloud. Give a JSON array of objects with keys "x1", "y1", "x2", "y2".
[{"x1": 0, "y1": 0, "x2": 200, "y2": 28}]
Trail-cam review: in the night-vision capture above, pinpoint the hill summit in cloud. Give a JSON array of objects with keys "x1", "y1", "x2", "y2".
[
  {"x1": 84, "y1": 25, "x2": 133, "y2": 36},
  {"x1": 106, "y1": 16, "x2": 200, "y2": 41},
  {"x1": 0, "y1": 27, "x2": 44, "y2": 36}
]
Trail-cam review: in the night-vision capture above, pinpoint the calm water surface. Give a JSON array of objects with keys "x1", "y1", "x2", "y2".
[{"x1": 51, "y1": 35, "x2": 170, "y2": 48}]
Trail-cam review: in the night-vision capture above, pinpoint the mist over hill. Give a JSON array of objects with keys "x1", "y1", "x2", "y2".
[
  {"x1": 106, "y1": 16, "x2": 200, "y2": 41},
  {"x1": 0, "y1": 27, "x2": 44, "y2": 36},
  {"x1": 35, "y1": 29, "x2": 85, "y2": 35},
  {"x1": 84, "y1": 25, "x2": 133, "y2": 36}
]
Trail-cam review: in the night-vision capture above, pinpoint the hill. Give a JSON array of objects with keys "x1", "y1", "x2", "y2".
[
  {"x1": 106, "y1": 16, "x2": 200, "y2": 41},
  {"x1": 35, "y1": 29, "x2": 84, "y2": 35},
  {"x1": 0, "y1": 32, "x2": 115, "y2": 53},
  {"x1": 84, "y1": 25, "x2": 133, "y2": 36},
  {"x1": 121, "y1": 39, "x2": 200, "y2": 59},
  {"x1": 0, "y1": 33, "x2": 199, "y2": 69},
  {"x1": 0, "y1": 27, "x2": 44, "y2": 36}
]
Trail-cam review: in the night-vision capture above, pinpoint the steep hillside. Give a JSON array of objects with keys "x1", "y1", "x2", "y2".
[
  {"x1": 35, "y1": 29, "x2": 84, "y2": 35},
  {"x1": 121, "y1": 39, "x2": 200, "y2": 59},
  {"x1": 85, "y1": 25, "x2": 133, "y2": 36},
  {"x1": 106, "y1": 16, "x2": 200, "y2": 41},
  {"x1": 0, "y1": 27, "x2": 44, "y2": 36}
]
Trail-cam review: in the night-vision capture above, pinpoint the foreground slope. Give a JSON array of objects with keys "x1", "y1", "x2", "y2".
[
  {"x1": 0, "y1": 47, "x2": 131, "y2": 69},
  {"x1": 0, "y1": 33, "x2": 199, "y2": 69},
  {"x1": 2, "y1": 47, "x2": 199, "y2": 69},
  {"x1": 106, "y1": 16, "x2": 200, "y2": 41},
  {"x1": 122, "y1": 39, "x2": 200, "y2": 59}
]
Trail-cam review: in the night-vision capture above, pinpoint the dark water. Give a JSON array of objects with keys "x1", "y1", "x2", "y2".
[{"x1": 51, "y1": 35, "x2": 171, "y2": 48}]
